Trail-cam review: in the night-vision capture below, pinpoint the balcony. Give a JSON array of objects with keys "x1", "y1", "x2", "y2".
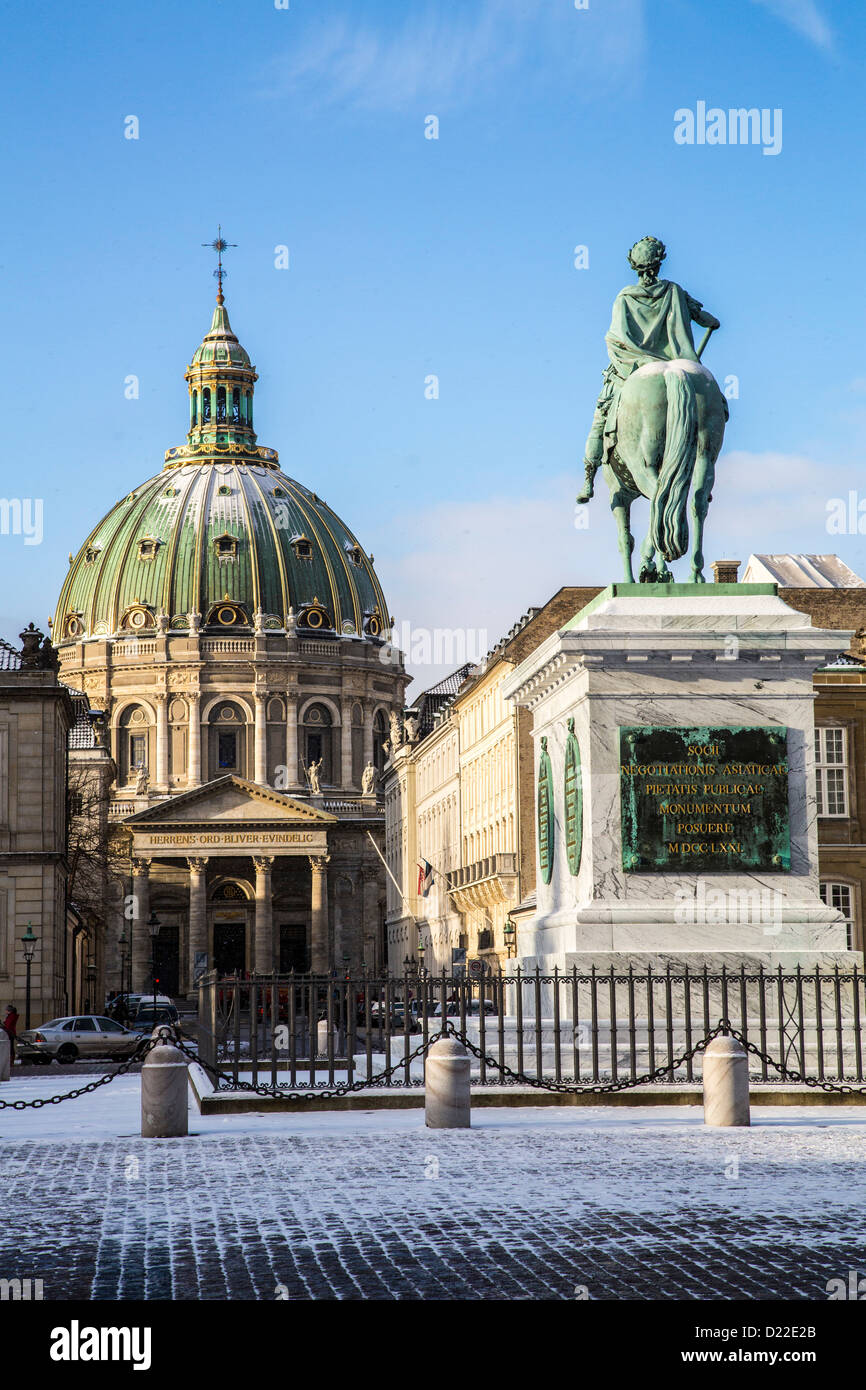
[{"x1": 448, "y1": 853, "x2": 518, "y2": 912}]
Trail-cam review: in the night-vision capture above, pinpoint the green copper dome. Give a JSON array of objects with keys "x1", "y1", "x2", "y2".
[{"x1": 54, "y1": 295, "x2": 390, "y2": 643}]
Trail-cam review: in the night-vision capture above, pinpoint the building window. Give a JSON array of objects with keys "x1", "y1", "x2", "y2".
[
  {"x1": 815, "y1": 728, "x2": 849, "y2": 817},
  {"x1": 232, "y1": 388, "x2": 240, "y2": 423},
  {"x1": 373, "y1": 710, "x2": 388, "y2": 772},
  {"x1": 303, "y1": 703, "x2": 333, "y2": 784},
  {"x1": 820, "y1": 882, "x2": 855, "y2": 950},
  {"x1": 191, "y1": 392, "x2": 197, "y2": 426},
  {"x1": 217, "y1": 731, "x2": 238, "y2": 770},
  {"x1": 202, "y1": 388, "x2": 211, "y2": 423},
  {"x1": 217, "y1": 386, "x2": 227, "y2": 422},
  {"x1": 130, "y1": 733, "x2": 147, "y2": 769}
]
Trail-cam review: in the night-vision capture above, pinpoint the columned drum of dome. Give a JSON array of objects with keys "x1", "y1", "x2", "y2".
[{"x1": 57, "y1": 284, "x2": 409, "y2": 991}]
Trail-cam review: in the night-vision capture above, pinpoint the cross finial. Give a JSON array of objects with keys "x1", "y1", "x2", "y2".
[{"x1": 202, "y1": 224, "x2": 237, "y2": 305}]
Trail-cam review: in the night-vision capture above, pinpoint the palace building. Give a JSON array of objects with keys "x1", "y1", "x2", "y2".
[
  {"x1": 385, "y1": 562, "x2": 866, "y2": 977},
  {"x1": 53, "y1": 283, "x2": 408, "y2": 1001}
]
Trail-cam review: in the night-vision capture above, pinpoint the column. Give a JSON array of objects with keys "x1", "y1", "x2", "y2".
[
  {"x1": 187, "y1": 856, "x2": 209, "y2": 996},
  {"x1": 187, "y1": 692, "x2": 201, "y2": 786},
  {"x1": 362, "y1": 865, "x2": 381, "y2": 972},
  {"x1": 130, "y1": 858, "x2": 151, "y2": 993},
  {"x1": 155, "y1": 692, "x2": 169, "y2": 789},
  {"x1": 340, "y1": 698, "x2": 354, "y2": 789},
  {"x1": 254, "y1": 693, "x2": 267, "y2": 785},
  {"x1": 253, "y1": 855, "x2": 274, "y2": 973},
  {"x1": 285, "y1": 692, "x2": 301, "y2": 788},
  {"x1": 309, "y1": 854, "x2": 331, "y2": 973}
]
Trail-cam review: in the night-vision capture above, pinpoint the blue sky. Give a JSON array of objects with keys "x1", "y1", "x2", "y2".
[{"x1": 1, "y1": 0, "x2": 864, "y2": 688}]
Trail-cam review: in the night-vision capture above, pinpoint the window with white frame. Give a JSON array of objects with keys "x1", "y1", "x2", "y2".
[
  {"x1": 814, "y1": 727, "x2": 849, "y2": 817},
  {"x1": 820, "y1": 881, "x2": 855, "y2": 950}
]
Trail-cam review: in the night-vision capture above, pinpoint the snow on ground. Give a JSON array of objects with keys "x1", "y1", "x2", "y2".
[{"x1": 2, "y1": 1070, "x2": 866, "y2": 1300}]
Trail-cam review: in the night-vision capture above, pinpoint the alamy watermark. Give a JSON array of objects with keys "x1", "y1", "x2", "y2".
[
  {"x1": 674, "y1": 103, "x2": 782, "y2": 156},
  {"x1": 379, "y1": 621, "x2": 488, "y2": 669},
  {"x1": 0, "y1": 498, "x2": 43, "y2": 545}
]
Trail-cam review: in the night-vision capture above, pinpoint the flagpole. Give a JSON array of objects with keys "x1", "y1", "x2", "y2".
[{"x1": 365, "y1": 830, "x2": 417, "y2": 923}]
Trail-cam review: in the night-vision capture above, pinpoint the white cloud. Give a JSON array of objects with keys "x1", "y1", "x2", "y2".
[
  {"x1": 383, "y1": 449, "x2": 866, "y2": 694},
  {"x1": 259, "y1": 0, "x2": 646, "y2": 112},
  {"x1": 750, "y1": 0, "x2": 834, "y2": 51}
]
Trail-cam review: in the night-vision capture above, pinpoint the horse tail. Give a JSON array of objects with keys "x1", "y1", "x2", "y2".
[{"x1": 649, "y1": 366, "x2": 698, "y2": 562}]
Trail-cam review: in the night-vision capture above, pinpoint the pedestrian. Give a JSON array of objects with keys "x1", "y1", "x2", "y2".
[{"x1": 3, "y1": 1004, "x2": 19, "y2": 1062}]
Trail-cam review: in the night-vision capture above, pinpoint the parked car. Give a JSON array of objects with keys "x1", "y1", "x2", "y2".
[
  {"x1": 129, "y1": 1001, "x2": 180, "y2": 1035},
  {"x1": 431, "y1": 1000, "x2": 498, "y2": 1018},
  {"x1": 17, "y1": 1016, "x2": 142, "y2": 1064}
]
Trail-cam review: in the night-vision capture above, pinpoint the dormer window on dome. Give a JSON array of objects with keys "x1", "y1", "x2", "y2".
[
  {"x1": 345, "y1": 543, "x2": 364, "y2": 566},
  {"x1": 213, "y1": 532, "x2": 239, "y2": 563},
  {"x1": 83, "y1": 546, "x2": 100, "y2": 565},
  {"x1": 298, "y1": 598, "x2": 332, "y2": 631},
  {"x1": 120, "y1": 604, "x2": 155, "y2": 632},
  {"x1": 137, "y1": 537, "x2": 161, "y2": 562},
  {"x1": 291, "y1": 534, "x2": 313, "y2": 562},
  {"x1": 363, "y1": 607, "x2": 383, "y2": 638},
  {"x1": 206, "y1": 600, "x2": 249, "y2": 628},
  {"x1": 63, "y1": 612, "x2": 84, "y2": 639}
]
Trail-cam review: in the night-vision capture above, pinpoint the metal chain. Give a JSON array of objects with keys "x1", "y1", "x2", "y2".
[
  {"x1": 174, "y1": 1028, "x2": 455, "y2": 1100},
  {"x1": 722, "y1": 1022, "x2": 866, "y2": 1096},
  {"x1": 0, "y1": 1035, "x2": 158, "y2": 1110},
  {"x1": 449, "y1": 1022, "x2": 733, "y2": 1094},
  {"x1": 5, "y1": 1019, "x2": 865, "y2": 1109}
]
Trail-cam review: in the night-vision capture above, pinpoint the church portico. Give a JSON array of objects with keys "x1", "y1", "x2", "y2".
[{"x1": 122, "y1": 776, "x2": 342, "y2": 991}]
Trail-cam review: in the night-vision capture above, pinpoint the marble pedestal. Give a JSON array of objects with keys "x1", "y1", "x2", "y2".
[{"x1": 502, "y1": 583, "x2": 859, "y2": 977}]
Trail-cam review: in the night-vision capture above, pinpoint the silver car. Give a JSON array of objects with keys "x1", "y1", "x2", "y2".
[{"x1": 17, "y1": 1015, "x2": 142, "y2": 1064}]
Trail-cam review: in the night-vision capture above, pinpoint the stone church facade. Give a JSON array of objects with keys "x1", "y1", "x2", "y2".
[{"x1": 53, "y1": 286, "x2": 409, "y2": 997}]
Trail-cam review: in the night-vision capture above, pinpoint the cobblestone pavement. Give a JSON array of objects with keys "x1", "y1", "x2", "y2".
[{"x1": 2, "y1": 1075, "x2": 866, "y2": 1300}]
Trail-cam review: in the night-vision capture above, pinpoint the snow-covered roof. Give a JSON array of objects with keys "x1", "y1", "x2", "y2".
[{"x1": 742, "y1": 554, "x2": 866, "y2": 588}]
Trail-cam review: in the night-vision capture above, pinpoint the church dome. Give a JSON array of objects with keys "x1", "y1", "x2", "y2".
[{"x1": 54, "y1": 293, "x2": 390, "y2": 644}]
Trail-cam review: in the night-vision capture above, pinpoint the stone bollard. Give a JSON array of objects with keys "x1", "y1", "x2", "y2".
[
  {"x1": 316, "y1": 1018, "x2": 339, "y2": 1058},
  {"x1": 425, "y1": 1036, "x2": 471, "y2": 1128},
  {"x1": 141, "y1": 1029, "x2": 189, "y2": 1138},
  {"x1": 703, "y1": 1035, "x2": 750, "y2": 1127},
  {"x1": 0, "y1": 1031, "x2": 9, "y2": 1082}
]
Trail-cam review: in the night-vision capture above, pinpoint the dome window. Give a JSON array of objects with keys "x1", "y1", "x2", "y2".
[
  {"x1": 344, "y1": 543, "x2": 364, "y2": 566},
  {"x1": 363, "y1": 607, "x2": 383, "y2": 638},
  {"x1": 137, "y1": 537, "x2": 161, "y2": 562},
  {"x1": 273, "y1": 487, "x2": 285, "y2": 498},
  {"x1": 231, "y1": 389, "x2": 241, "y2": 424},
  {"x1": 163, "y1": 487, "x2": 179, "y2": 498},
  {"x1": 83, "y1": 546, "x2": 100, "y2": 566},
  {"x1": 202, "y1": 389, "x2": 212, "y2": 423},
  {"x1": 217, "y1": 386, "x2": 227, "y2": 423},
  {"x1": 217, "y1": 484, "x2": 232, "y2": 496},
  {"x1": 299, "y1": 598, "x2": 332, "y2": 631},
  {"x1": 120, "y1": 605, "x2": 155, "y2": 632},
  {"x1": 205, "y1": 601, "x2": 249, "y2": 628},
  {"x1": 63, "y1": 613, "x2": 84, "y2": 639},
  {"x1": 213, "y1": 532, "x2": 238, "y2": 563},
  {"x1": 291, "y1": 534, "x2": 313, "y2": 562}
]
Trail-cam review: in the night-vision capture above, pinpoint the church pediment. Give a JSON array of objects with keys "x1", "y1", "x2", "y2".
[{"x1": 121, "y1": 775, "x2": 337, "y2": 827}]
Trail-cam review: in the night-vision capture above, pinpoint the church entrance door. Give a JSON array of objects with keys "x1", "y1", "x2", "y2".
[{"x1": 214, "y1": 920, "x2": 246, "y2": 976}]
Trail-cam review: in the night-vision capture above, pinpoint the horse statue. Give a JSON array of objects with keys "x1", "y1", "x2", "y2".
[{"x1": 577, "y1": 236, "x2": 728, "y2": 583}]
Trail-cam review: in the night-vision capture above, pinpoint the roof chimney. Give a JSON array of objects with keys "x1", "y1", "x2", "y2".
[{"x1": 711, "y1": 559, "x2": 741, "y2": 585}]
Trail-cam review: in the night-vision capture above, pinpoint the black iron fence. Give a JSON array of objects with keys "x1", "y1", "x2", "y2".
[{"x1": 196, "y1": 964, "x2": 866, "y2": 1091}]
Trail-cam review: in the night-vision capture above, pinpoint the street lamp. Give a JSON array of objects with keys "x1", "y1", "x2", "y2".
[
  {"x1": 504, "y1": 917, "x2": 517, "y2": 959},
  {"x1": 147, "y1": 911, "x2": 161, "y2": 1016},
  {"x1": 85, "y1": 961, "x2": 97, "y2": 1014},
  {"x1": 20, "y1": 923, "x2": 37, "y2": 1030},
  {"x1": 417, "y1": 940, "x2": 427, "y2": 979},
  {"x1": 118, "y1": 929, "x2": 129, "y2": 1006}
]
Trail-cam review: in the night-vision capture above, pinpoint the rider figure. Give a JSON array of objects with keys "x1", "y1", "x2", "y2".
[{"x1": 577, "y1": 236, "x2": 721, "y2": 502}]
